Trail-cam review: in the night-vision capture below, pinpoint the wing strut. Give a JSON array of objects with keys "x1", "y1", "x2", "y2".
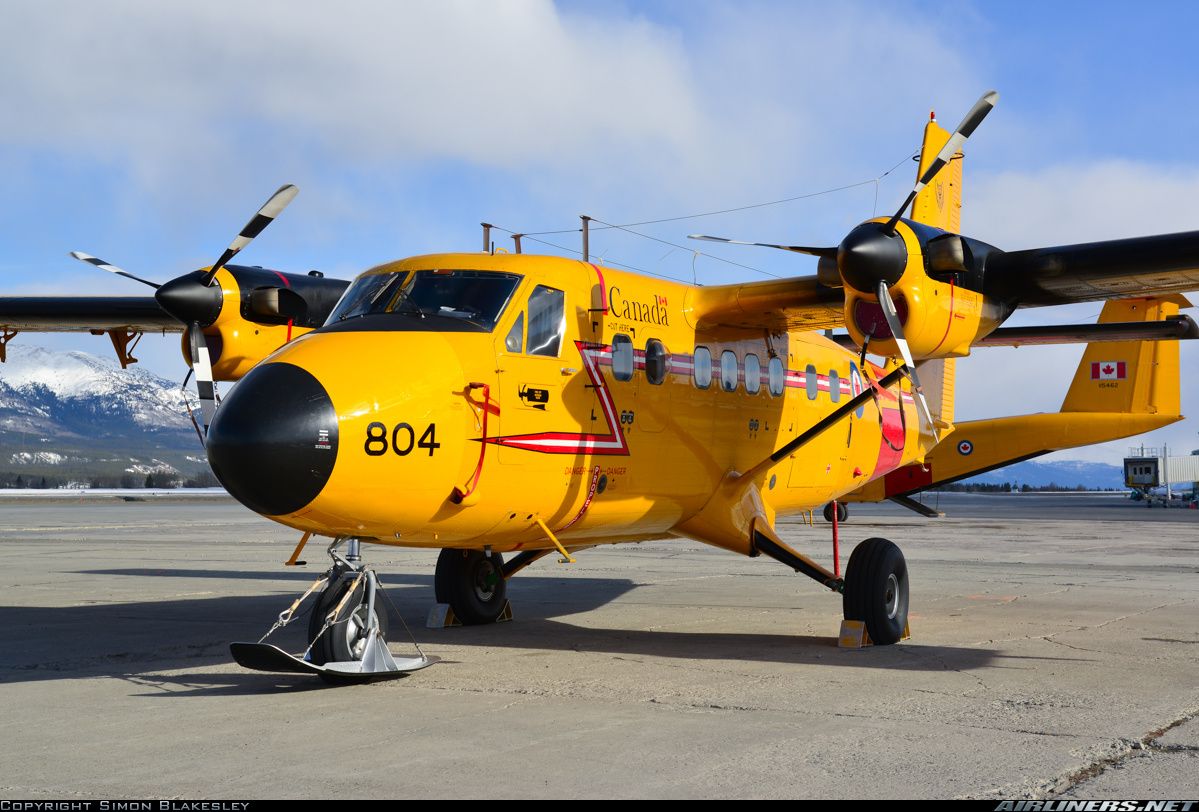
[{"x1": 741, "y1": 365, "x2": 908, "y2": 484}]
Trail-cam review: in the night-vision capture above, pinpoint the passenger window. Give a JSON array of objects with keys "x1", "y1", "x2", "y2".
[
  {"x1": 828, "y1": 369, "x2": 840, "y2": 403},
  {"x1": 768, "y1": 357, "x2": 784, "y2": 397},
  {"x1": 645, "y1": 339, "x2": 668, "y2": 385},
  {"x1": 805, "y1": 364, "x2": 818, "y2": 400},
  {"x1": 693, "y1": 346, "x2": 712, "y2": 389},
  {"x1": 505, "y1": 312, "x2": 524, "y2": 353},
  {"x1": 744, "y1": 354, "x2": 761, "y2": 395},
  {"x1": 527, "y1": 285, "x2": 565, "y2": 357},
  {"x1": 720, "y1": 351, "x2": 739, "y2": 392},
  {"x1": 612, "y1": 335, "x2": 634, "y2": 382}
]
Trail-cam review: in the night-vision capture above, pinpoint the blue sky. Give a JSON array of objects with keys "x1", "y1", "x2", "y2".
[{"x1": 2, "y1": 0, "x2": 1198, "y2": 461}]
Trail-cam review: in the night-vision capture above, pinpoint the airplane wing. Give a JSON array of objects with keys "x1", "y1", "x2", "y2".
[
  {"x1": 686, "y1": 275, "x2": 844, "y2": 332},
  {"x1": 685, "y1": 230, "x2": 1199, "y2": 338},
  {"x1": 986, "y1": 230, "x2": 1199, "y2": 306},
  {"x1": 0, "y1": 296, "x2": 182, "y2": 332}
]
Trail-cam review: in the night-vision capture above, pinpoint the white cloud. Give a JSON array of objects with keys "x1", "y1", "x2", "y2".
[
  {"x1": 2, "y1": 1, "x2": 1195, "y2": 464},
  {"x1": 0, "y1": 1, "x2": 985, "y2": 212},
  {"x1": 968, "y1": 161, "x2": 1199, "y2": 248}
]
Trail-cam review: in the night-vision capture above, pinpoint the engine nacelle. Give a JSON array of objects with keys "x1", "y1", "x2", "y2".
[
  {"x1": 177, "y1": 265, "x2": 349, "y2": 380},
  {"x1": 842, "y1": 221, "x2": 1004, "y2": 360},
  {"x1": 181, "y1": 320, "x2": 307, "y2": 381}
]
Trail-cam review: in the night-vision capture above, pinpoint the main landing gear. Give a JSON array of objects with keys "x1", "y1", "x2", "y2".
[
  {"x1": 426, "y1": 547, "x2": 553, "y2": 627},
  {"x1": 842, "y1": 537, "x2": 909, "y2": 644},
  {"x1": 753, "y1": 529, "x2": 909, "y2": 645},
  {"x1": 231, "y1": 538, "x2": 437, "y2": 683},
  {"x1": 822, "y1": 501, "x2": 849, "y2": 523}
]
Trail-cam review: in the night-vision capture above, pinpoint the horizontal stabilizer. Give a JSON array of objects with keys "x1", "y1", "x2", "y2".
[{"x1": 975, "y1": 314, "x2": 1199, "y2": 347}]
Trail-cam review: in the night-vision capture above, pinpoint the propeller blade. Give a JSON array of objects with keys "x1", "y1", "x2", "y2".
[
  {"x1": 884, "y1": 90, "x2": 999, "y2": 234},
  {"x1": 188, "y1": 322, "x2": 217, "y2": 434},
  {"x1": 876, "y1": 281, "x2": 939, "y2": 441},
  {"x1": 200, "y1": 184, "x2": 298, "y2": 286},
  {"x1": 70, "y1": 251, "x2": 160, "y2": 289},
  {"x1": 688, "y1": 234, "x2": 837, "y2": 259}
]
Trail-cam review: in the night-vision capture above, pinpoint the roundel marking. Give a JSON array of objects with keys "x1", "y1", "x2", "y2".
[{"x1": 958, "y1": 440, "x2": 974, "y2": 456}]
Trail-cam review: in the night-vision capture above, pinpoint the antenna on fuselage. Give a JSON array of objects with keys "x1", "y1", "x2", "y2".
[
  {"x1": 580, "y1": 215, "x2": 591, "y2": 262},
  {"x1": 481, "y1": 222, "x2": 492, "y2": 254},
  {"x1": 512, "y1": 234, "x2": 524, "y2": 254}
]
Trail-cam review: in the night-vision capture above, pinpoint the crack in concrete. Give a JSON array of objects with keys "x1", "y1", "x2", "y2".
[{"x1": 1017, "y1": 707, "x2": 1199, "y2": 799}]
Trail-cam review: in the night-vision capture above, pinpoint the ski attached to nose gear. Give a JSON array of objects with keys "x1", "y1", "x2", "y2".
[{"x1": 230, "y1": 537, "x2": 437, "y2": 683}]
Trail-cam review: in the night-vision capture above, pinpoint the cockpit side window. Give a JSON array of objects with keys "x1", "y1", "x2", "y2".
[
  {"x1": 526, "y1": 285, "x2": 565, "y2": 357},
  {"x1": 505, "y1": 312, "x2": 524, "y2": 353}
]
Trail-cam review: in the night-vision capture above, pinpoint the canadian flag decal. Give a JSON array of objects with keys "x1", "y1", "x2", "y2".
[{"x1": 1091, "y1": 361, "x2": 1127, "y2": 380}]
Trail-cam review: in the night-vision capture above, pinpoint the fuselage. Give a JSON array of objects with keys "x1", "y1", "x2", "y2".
[{"x1": 205, "y1": 252, "x2": 929, "y2": 557}]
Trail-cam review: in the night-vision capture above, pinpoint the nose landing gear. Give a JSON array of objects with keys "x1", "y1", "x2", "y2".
[{"x1": 230, "y1": 538, "x2": 437, "y2": 683}]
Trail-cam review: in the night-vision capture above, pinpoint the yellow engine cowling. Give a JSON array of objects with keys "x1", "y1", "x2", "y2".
[
  {"x1": 842, "y1": 222, "x2": 996, "y2": 360},
  {"x1": 178, "y1": 268, "x2": 318, "y2": 381},
  {"x1": 181, "y1": 320, "x2": 311, "y2": 381}
]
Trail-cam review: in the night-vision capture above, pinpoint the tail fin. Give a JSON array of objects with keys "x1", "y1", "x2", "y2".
[
  {"x1": 1061, "y1": 296, "x2": 1187, "y2": 416},
  {"x1": 908, "y1": 115, "x2": 962, "y2": 429},
  {"x1": 915, "y1": 357, "x2": 955, "y2": 425},
  {"x1": 910, "y1": 114, "x2": 963, "y2": 232}
]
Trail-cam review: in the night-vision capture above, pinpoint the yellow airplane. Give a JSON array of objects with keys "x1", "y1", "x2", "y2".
[{"x1": 4, "y1": 91, "x2": 1199, "y2": 682}]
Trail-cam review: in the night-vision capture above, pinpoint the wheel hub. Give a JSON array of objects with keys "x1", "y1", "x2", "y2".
[
  {"x1": 341, "y1": 604, "x2": 374, "y2": 660},
  {"x1": 884, "y1": 573, "x2": 899, "y2": 620},
  {"x1": 473, "y1": 559, "x2": 499, "y2": 603}
]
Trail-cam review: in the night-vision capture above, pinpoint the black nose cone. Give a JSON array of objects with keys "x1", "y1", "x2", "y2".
[
  {"x1": 155, "y1": 271, "x2": 224, "y2": 326},
  {"x1": 206, "y1": 362, "x2": 338, "y2": 516},
  {"x1": 838, "y1": 222, "x2": 909, "y2": 293}
]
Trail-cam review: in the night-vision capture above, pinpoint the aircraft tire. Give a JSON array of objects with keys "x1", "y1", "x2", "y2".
[
  {"x1": 435, "y1": 548, "x2": 508, "y2": 625},
  {"x1": 307, "y1": 572, "x2": 390, "y2": 666},
  {"x1": 822, "y1": 502, "x2": 849, "y2": 523},
  {"x1": 843, "y1": 537, "x2": 908, "y2": 645}
]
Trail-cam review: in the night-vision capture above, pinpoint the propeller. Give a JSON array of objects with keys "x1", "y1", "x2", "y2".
[
  {"x1": 687, "y1": 235, "x2": 836, "y2": 259},
  {"x1": 188, "y1": 321, "x2": 218, "y2": 434},
  {"x1": 686, "y1": 93, "x2": 999, "y2": 439},
  {"x1": 69, "y1": 251, "x2": 161, "y2": 289},
  {"x1": 201, "y1": 184, "x2": 298, "y2": 286},
  {"x1": 72, "y1": 184, "x2": 299, "y2": 437},
  {"x1": 876, "y1": 281, "x2": 938, "y2": 441}
]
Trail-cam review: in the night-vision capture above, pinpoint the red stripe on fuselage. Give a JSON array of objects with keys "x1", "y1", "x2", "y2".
[{"x1": 872, "y1": 407, "x2": 906, "y2": 475}]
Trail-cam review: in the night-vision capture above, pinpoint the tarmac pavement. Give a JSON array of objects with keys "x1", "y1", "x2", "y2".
[{"x1": 0, "y1": 493, "x2": 1195, "y2": 799}]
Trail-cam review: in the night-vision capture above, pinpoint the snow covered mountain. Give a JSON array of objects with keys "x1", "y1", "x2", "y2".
[
  {"x1": 0, "y1": 345, "x2": 208, "y2": 482},
  {"x1": 961, "y1": 459, "x2": 1125, "y2": 490}
]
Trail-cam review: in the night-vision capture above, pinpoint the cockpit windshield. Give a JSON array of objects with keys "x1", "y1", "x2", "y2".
[{"x1": 326, "y1": 270, "x2": 522, "y2": 331}]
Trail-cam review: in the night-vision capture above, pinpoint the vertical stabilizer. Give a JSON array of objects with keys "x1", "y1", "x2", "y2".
[
  {"x1": 1061, "y1": 296, "x2": 1186, "y2": 415},
  {"x1": 910, "y1": 115, "x2": 962, "y2": 232},
  {"x1": 915, "y1": 357, "x2": 955, "y2": 425},
  {"x1": 908, "y1": 114, "x2": 962, "y2": 427}
]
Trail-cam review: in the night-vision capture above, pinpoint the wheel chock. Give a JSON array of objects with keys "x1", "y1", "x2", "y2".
[
  {"x1": 838, "y1": 620, "x2": 911, "y2": 648},
  {"x1": 426, "y1": 600, "x2": 513, "y2": 629},
  {"x1": 426, "y1": 603, "x2": 462, "y2": 628},
  {"x1": 838, "y1": 620, "x2": 871, "y2": 648}
]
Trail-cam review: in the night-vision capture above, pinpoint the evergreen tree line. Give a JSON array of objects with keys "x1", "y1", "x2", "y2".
[{"x1": 0, "y1": 470, "x2": 220, "y2": 489}]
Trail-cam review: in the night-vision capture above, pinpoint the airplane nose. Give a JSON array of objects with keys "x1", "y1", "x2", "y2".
[{"x1": 206, "y1": 362, "x2": 339, "y2": 516}]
